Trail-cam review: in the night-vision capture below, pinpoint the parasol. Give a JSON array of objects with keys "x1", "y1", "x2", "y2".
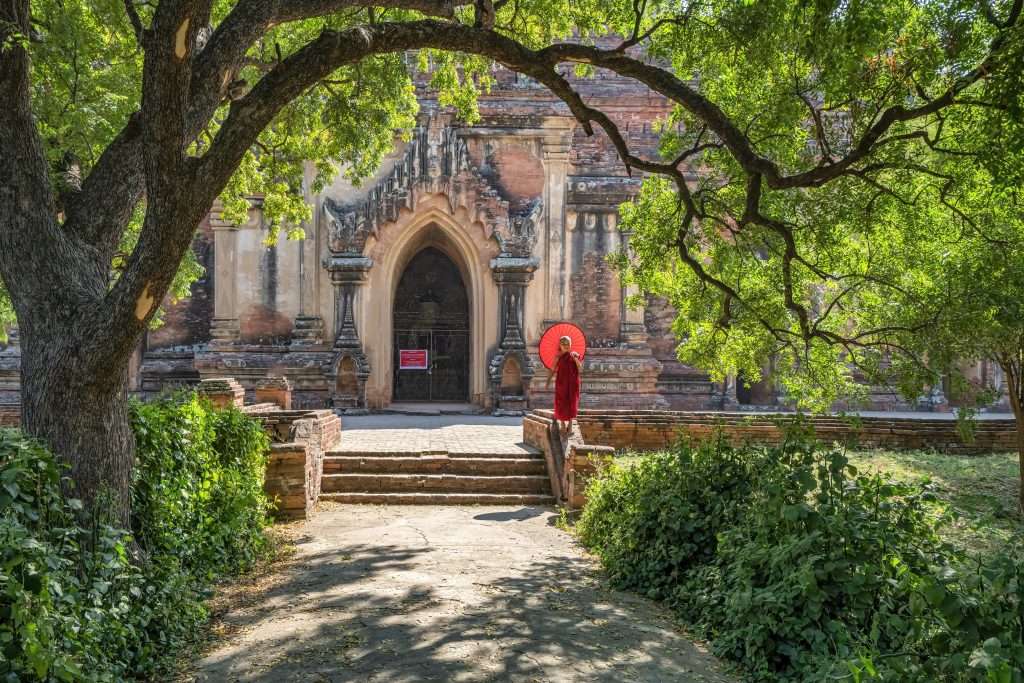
[{"x1": 539, "y1": 322, "x2": 587, "y2": 371}]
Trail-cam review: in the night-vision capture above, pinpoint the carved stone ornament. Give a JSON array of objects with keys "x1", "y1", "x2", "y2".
[
  {"x1": 323, "y1": 198, "x2": 371, "y2": 256},
  {"x1": 498, "y1": 197, "x2": 542, "y2": 258},
  {"x1": 319, "y1": 113, "x2": 543, "y2": 259}
]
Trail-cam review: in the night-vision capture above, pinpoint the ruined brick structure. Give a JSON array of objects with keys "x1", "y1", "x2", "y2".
[{"x1": 0, "y1": 63, "x2": 1008, "y2": 413}]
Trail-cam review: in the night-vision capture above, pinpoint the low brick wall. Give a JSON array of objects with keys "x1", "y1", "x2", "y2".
[
  {"x1": 524, "y1": 412, "x2": 613, "y2": 508},
  {"x1": 526, "y1": 410, "x2": 1017, "y2": 455},
  {"x1": 244, "y1": 406, "x2": 342, "y2": 520},
  {"x1": 0, "y1": 402, "x2": 20, "y2": 427},
  {"x1": 264, "y1": 443, "x2": 313, "y2": 520},
  {"x1": 523, "y1": 413, "x2": 564, "y2": 501},
  {"x1": 565, "y1": 441, "x2": 613, "y2": 509},
  {"x1": 0, "y1": 382, "x2": 342, "y2": 520}
]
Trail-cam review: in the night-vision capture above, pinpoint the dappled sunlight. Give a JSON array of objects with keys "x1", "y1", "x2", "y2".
[{"x1": 187, "y1": 506, "x2": 731, "y2": 682}]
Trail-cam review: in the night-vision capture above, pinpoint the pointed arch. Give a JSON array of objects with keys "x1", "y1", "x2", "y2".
[{"x1": 359, "y1": 199, "x2": 501, "y2": 407}]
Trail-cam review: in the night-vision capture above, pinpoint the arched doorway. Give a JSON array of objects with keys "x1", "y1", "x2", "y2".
[{"x1": 392, "y1": 247, "x2": 470, "y2": 402}]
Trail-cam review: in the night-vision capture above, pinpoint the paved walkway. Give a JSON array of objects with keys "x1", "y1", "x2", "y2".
[
  {"x1": 187, "y1": 505, "x2": 733, "y2": 682},
  {"x1": 332, "y1": 415, "x2": 536, "y2": 455}
]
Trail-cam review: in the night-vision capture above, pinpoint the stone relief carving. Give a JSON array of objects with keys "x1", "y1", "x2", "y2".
[
  {"x1": 323, "y1": 199, "x2": 369, "y2": 255},
  {"x1": 497, "y1": 197, "x2": 542, "y2": 258},
  {"x1": 321, "y1": 115, "x2": 541, "y2": 259}
]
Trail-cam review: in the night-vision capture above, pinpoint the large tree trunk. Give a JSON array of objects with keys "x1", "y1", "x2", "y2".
[
  {"x1": 20, "y1": 331, "x2": 135, "y2": 528},
  {"x1": 1, "y1": 0, "x2": 138, "y2": 529},
  {"x1": 1000, "y1": 358, "x2": 1024, "y2": 514}
]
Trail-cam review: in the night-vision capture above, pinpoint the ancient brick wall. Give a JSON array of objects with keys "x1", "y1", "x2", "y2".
[
  {"x1": 464, "y1": 137, "x2": 545, "y2": 214},
  {"x1": 146, "y1": 214, "x2": 214, "y2": 351},
  {"x1": 0, "y1": 403, "x2": 20, "y2": 427},
  {"x1": 544, "y1": 410, "x2": 1018, "y2": 455},
  {"x1": 246, "y1": 406, "x2": 340, "y2": 519},
  {"x1": 263, "y1": 444, "x2": 310, "y2": 520},
  {"x1": 569, "y1": 251, "x2": 621, "y2": 345},
  {"x1": 642, "y1": 295, "x2": 718, "y2": 408}
]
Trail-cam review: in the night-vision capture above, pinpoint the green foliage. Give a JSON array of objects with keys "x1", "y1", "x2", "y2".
[
  {"x1": 578, "y1": 439, "x2": 1024, "y2": 681},
  {"x1": 0, "y1": 396, "x2": 270, "y2": 681},
  {"x1": 131, "y1": 394, "x2": 272, "y2": 577},
  {"x1": 576, "y1": 434, "x2": 757, "y2": 598},
  {"x1": 612, "y1": 0, "x2": 1024, "y2": 414}
]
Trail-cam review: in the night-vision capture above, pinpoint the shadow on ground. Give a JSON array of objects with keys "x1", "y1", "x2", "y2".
[{"x1": 187, "y1": 506, "x2": 732, "y2": 683}]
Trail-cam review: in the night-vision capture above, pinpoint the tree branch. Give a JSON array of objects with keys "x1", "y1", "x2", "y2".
[{"x1": 124, "y1": 0, "x2": 146, "y2": 47}]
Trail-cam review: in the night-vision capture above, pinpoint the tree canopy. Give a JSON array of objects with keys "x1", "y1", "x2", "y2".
[
  {"x1": 2, "y1": 0, "x2": 1022, "y2": 518},
  {"x1": 615, "y1": 0, "x2": 1024, "y2": 411}
]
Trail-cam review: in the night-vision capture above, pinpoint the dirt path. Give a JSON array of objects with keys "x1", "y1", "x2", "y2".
[{"x1": 186, "y1": 504, "x2": 734, "y2": 682}]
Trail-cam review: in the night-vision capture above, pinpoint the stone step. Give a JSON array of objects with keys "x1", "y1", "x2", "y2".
[
  {"x1": 327, "y1": 450, "x2": 542, "y2": 460},
  {"x1": 323, "y1": 456, "x2": 547, "y2": 476},
  {"x1": 321, "y1": 473, "x2": 552, "y2": 495},
  {"x1": 320, "y1": 492, "x2": 555, "y2": 506}
]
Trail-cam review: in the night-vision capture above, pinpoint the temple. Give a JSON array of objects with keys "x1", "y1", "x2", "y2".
[
  {"x1": 0, "y1": 64, "x2": 1006, "y2": 413},
  {"x1": 137, "y1": 65, "x2": 722, "y2": 412}
]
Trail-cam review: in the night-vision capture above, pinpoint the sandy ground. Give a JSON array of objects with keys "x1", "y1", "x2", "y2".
[{"x1": 185, "y1": 504, "x2": 734, "y2": 683}]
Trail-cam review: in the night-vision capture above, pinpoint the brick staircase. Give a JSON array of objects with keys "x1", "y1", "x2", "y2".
[{"x1": 320, "y1": 447, "x2": 554, "y2": 505}]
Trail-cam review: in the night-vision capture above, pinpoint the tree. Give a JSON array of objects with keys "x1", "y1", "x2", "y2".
[
  {"x1": 1, "y1": 0, "x2": 1019, "y2": 524},
  {"x1": 615, "y1": 1, "x2": 1024, "y2": 505}
]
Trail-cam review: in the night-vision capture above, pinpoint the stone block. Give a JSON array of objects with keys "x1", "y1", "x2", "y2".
[
  {"x1": 197, "y1": 377, "x2": 245, "y2": 409},
  {"x1": 255, "y1": 376, "x2": 292, "y2": 410}
]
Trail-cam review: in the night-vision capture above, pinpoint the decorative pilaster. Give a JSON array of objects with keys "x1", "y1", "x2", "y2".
[
  {"x1": 541, "y1": 134, "x2": 571, "y2": 324},
  {"x1": 327, "y1": 257, "x2": 370, "y2": 346},
  {"x1": 721, "y1": 374, "x2": 740, "y2": 410},
  {"x1": 489, "y1": 256, "x2": 539, "y2": 413},
  {"x1": 324, "y1": 255, "x2": 372, "y2": 408},
  {"x1": 617, "y1": 228, "x2": 648, "y2": 347},
  {"x1": 209, "y1": 203, "x2": 240, "y2": 346},
  {"x1": 291, "y1": 216, "x2": 324, "y2": 345}
]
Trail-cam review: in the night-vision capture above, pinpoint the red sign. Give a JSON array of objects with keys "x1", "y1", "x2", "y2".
[{"x1": 399, "y1": 349, "x2": 428, "y2": 370}]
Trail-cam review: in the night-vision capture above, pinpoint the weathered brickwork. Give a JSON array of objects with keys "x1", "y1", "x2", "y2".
[
  {"x1": 0, "y1": 403, "x2": 20, "y2": 427},
  {"x1": 525, "y1": 410, "x2": 1017, "y2": 456},
  {"x1": 570, "y1": 252, "x2": 621, "y2": 346},
  {"x1": 255, "y1": 375, "x2": 292, "y2": 410},
  {"x1": 196, "y1": 377, "x2": 245, "y2": 409},
  {"x1": 245, "y1": 399, "x2": 341, "y2": 520}
]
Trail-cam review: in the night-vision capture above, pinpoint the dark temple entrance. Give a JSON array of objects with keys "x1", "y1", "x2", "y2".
[{"x1": 393, "y1": 247, "x2": 470, "y2": 402}]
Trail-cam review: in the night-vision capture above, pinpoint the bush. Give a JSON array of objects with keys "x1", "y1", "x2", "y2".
[
  {"x1": 132, "y1": 395, "x2": 271, "y2": 576},
  {"x1": 576, "y1": 436, "x2": 1024, "y2": 682},
  {"x1": 576, "y1": 436, "x2": 759, "y2": 599},
  {"x1": 0, "y1": 394, "x2": 271, "y2": 681}
]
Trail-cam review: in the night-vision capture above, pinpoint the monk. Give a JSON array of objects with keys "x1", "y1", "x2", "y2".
[{"x1": 546, "y1": 335, "x2": 582, "y2": 434}]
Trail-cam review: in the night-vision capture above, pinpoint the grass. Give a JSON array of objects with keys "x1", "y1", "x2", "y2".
[{"x1": 846, "y1": 448, "x2": 1021, "y2": 555}]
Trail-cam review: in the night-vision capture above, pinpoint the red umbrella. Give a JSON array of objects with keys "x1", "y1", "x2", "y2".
[{"x1": 539, "y1": 322, "x2": 587, "y2": 370}]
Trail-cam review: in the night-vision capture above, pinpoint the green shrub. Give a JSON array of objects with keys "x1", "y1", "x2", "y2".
[
  {"x1": 576, "y1": 437, "x2": 1024, "y2": 682},
  {"x1": 0, "y1": 394, "x2": 271, "y2": 681},
  {"x1": 577, "y1": 437, "x2": 760, "y2": 599},
  {"x1": 132, "y1": 394, "x2": 271, "y2": 577}
]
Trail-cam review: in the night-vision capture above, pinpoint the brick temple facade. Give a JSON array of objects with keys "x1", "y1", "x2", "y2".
[
  {"x1": 140, "y1": 65, "x2": 729, "y2": 412},
  {"x1": 0, "y1": 63, "x2": 1006, "y2": 413}
]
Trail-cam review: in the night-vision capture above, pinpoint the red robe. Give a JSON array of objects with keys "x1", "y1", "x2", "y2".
[{"x1": 553, "y1": 352, "x2": 581, "y2": 421}]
